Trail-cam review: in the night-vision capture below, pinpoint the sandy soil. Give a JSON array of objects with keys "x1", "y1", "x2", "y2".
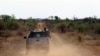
[
  {"x1": 48, "y1": 33, "x2": 98, "y2": 56},
  {"x1": 0, "y1": 33, "x2": 100, "y2": 56}
]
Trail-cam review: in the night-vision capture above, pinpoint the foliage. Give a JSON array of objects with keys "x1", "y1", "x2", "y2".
[
  {"x1": 0, "y1": 20, "x2": 6, "y2": 30},
  {"x1": 75, "y1": 24, "x2": 87, "y2": 32},
  {"x1": 54, "y1": 22, "x2": 67, "y2": 33},
  {"x1": 94, "y1": 23, "x2": 100, "y2": 34},
  {"x1": 0, "y1": 15, "x2": 19, "y2": 30},
  {"x1": 0, "y1": 15, "x2": 100, "y2": 34},
  {"x1": 24, "y1": 17, "x2": 35, "y2": 30}
]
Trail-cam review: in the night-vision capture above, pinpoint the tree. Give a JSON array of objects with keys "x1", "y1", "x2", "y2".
[
  {"x1": 0, "y1": 15, "x2": 19, "y2": 30},
  {"x1": 25, "y1": 17, "x2": 35, "y2": 30},
  {"x1": 54, "y1": 16, "x2": 61, "y2": 23},
  {"x1": 0, "y1": 20, "x2": 6, "y2": 30},
  {"x1": 11, "y1": 14, "x2": 16, "y2": 19},
  {"x1": 49, "y1": 16, "x2": 54, "y2": 19},
  {"x1": 0, "y1": 15, "x2": 11, "y2": 22}
]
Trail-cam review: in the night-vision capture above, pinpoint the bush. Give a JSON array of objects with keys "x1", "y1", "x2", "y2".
[
  {"x1": 55, "y1": 22, "x2": 67, "y2": 33},
  {"x1": 68, "y1": 22, "x2": 75, "y2": 27},
  {"x1": 9, "y1": 22, "x2": 20, "y2": 30},
  {"x1": 75, "y1": 24, "x2": 87, "y2": 32},
  {"x1": 0, "y1": 15, "x2": 20, "y2": 30},
  {"x1": 95, "y1": 24, "x2": 100, "y2": 34},
  {"x1": 24, "y1": 18, "x2": 35, "y2": 30},
  {"x1": 67, "y1": 22, "x2": 75, "y2": 29},
  {"x1": 0, "y1": 21, "x2": 6, "y2": 30},
  {"x1": 78, "y1": 35, "x2": 82, "y2": 42}
]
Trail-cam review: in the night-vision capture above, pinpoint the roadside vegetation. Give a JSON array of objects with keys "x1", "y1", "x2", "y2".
[
  {"x1": 47, "y1": 16, "x2": 100, "y2": 34},
  {"x1": 0, "y1": 15, "x2": 100, "y2": 36},
  {"x1": 0, "y1": 14, "x2": 100, "y2": 56},
  {"x1": 0, "y1": 14, "x2": 100, "y2": 45}
]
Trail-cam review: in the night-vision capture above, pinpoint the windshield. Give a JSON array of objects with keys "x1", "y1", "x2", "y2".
[{"x1": 28, "y1": 32, "x2": 47, "y2": 38}]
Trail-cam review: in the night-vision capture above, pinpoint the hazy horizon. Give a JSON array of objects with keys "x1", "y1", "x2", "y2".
[{"x1": 0, "y1": 0, "x2": 100, "y2": 19}]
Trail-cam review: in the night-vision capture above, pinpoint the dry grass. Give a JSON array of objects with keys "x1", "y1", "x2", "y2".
[{"x1": 58, "y1": 31, "x2": 100, "y2": 46}]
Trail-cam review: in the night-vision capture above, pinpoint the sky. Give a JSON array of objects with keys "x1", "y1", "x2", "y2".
[{"x1": 0, "y1": 0, "x2": 100, "y2": 19}]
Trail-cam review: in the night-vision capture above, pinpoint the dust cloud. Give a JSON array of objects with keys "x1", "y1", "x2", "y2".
[
  {"x1": 1, "y1": 33, "x2": 97, "y2": 56},
  {"x1": 25, "y1": 33, "x2": 96, "y2": 56}
]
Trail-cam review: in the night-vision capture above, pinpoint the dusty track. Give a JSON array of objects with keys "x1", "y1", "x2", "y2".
[
  {"x1": 0, "y1": 33, "x2": 98, "y2": 56},
  {"x1": 49, "y1": 33, "x2": 96, "y2": 56}
]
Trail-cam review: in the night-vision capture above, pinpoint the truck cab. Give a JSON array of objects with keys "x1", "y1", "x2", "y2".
[{"x1": 24, "y1": 20, "x2": 50, "y2": 51}]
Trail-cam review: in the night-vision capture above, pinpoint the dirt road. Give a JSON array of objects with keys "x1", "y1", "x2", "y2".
[
  {"x1": 0, "y1": 33, "x2": 99, "y2": 56},
  {"x1": 49, "y1": 33, "x2": 97, "y2": 56}
]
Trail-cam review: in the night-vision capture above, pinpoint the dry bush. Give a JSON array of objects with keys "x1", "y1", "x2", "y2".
[
  {"x1": 95, "y1": 26, "x2": 100, "y2": 34},
  {"x1": 0, "y1": 31, "x2": 4, "y2": 37},
  {"x1": 77, "y1": 35, "x2": 82, "y2": 42},
  {"x1": 55, "y1": 23, "x2": 67, "y2": 33},
  {"x1": 0, "y1": 21, "x2": 6, "y2": 30},
  {"x1": 17, "y1": 30, "x2": 24, "y2": 36},
  {"x1": 0, "y1": 31, "x2": 10, "y2": 37}
]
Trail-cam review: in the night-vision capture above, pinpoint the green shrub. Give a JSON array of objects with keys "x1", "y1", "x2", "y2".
[
  {"x1": 54, "y1": 22, "x2": 67, "y2": 33},
  {"x1": 94, "y1": 24, "x2": 100, "y2": 34},
  {"x1": 75, "y1": 24, "x2": 87, "y2": 32},
  {"x1": 0, "y1": 15, "x2": 20, "y2": 30},
  {"x1": 9, "y1": 22, "x2": 20, "y2": 30},
  {"x1": 0, "y1": 20, "x2": 6, "y2": 30},
  {"x1": 24, "y1": 18, "x2": 35, "y2": 30},
  {"x1": 78, "y1": 35, "x2": 82, "y2": 42}
]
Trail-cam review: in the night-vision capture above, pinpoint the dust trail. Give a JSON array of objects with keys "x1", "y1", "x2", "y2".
[
  {"x1": 48, "y1": 33, "x2": 96, "y2": 56},
  {"x1": 2, "y1": 33, "x2": 97, "y2": 56}
]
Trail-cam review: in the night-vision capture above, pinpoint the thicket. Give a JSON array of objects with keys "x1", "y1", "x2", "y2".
[
  {"x1": 48, "y1": 16, "x2": 100, "y2": 34},
  {"x1": 0, "y1": 15, "x2": 35, "y2": 31},
  {"x1": 0, "y1": 15, "x2": 100, "y2": 34}
]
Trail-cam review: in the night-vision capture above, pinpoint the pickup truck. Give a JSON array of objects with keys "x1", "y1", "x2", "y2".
[{"x1": 24, "y1": 30, "x2": 50, "y2": 51}]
